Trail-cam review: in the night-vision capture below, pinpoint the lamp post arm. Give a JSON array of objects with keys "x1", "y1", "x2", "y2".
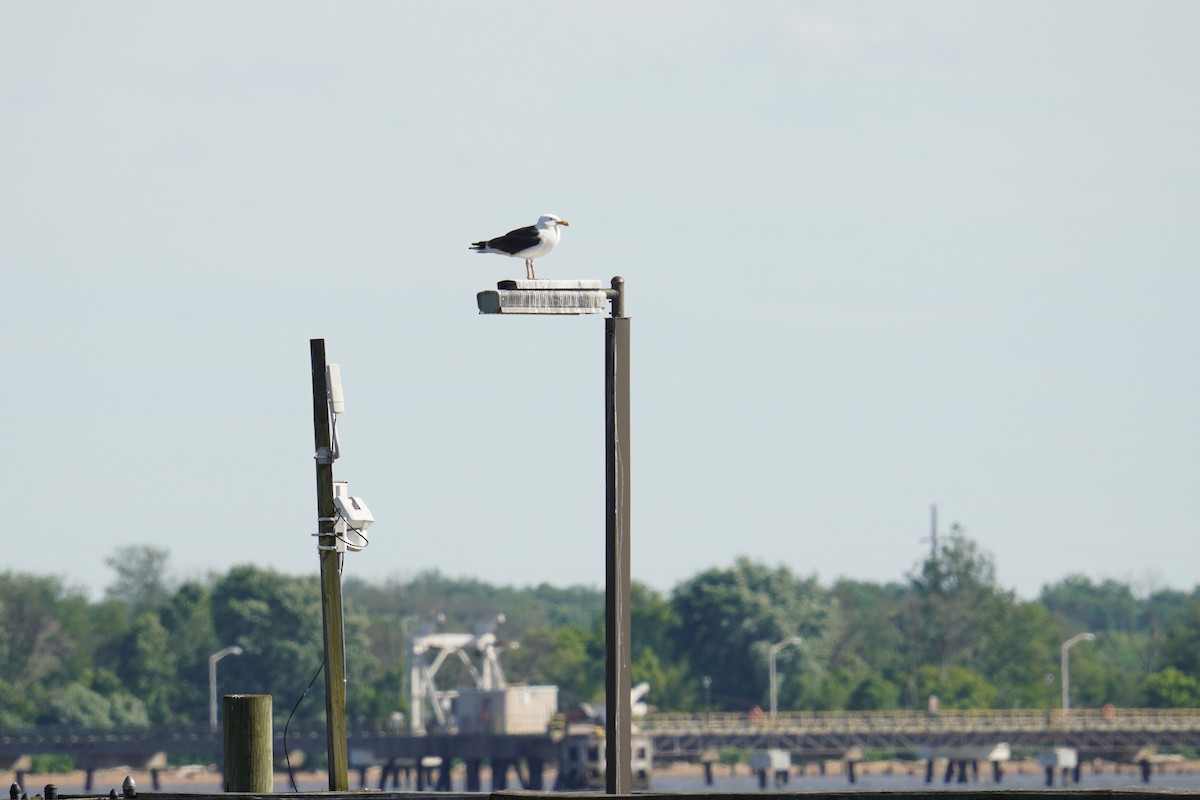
[
  {"x1": 209, "y1": 646, "x2": 244, "y2": 733},
  {"x1": 1060, "y1": 633, "x2": 1095, "y2": 715}
]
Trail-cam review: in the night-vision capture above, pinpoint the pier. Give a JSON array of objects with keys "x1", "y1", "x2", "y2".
[
  {"x1": 5, "y1": 708, "x2": 1200, "y2": 791},
  {"x1": 642, "y1": 708, "x2": 1200, "y2": 759}
]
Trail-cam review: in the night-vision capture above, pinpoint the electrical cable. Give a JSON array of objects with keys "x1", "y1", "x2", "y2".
[
  {"x1": 333, "y1": 507, "x2": 370, "y2": 551},
  {"x1": 284, "y1": 661, "x2": 325, "y2": 792}
]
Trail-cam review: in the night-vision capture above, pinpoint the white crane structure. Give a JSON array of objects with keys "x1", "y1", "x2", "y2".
[{"x1": 409, "y1": 614, "x2": 514, "y2": 735}]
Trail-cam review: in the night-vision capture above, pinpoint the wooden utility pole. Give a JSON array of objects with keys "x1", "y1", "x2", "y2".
[{"x1": 310, "y1": 338, "x2": 349, "y2": 791}]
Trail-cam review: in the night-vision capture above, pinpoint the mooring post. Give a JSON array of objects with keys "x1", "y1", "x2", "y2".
[{"x1": 223, "y1": 694, "x2": 273, "y2": 792}]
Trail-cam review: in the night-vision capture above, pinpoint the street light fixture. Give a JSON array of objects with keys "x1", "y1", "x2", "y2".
[
  {"x1": 476, "y1": 276, "x2": 630, "y2": 794},
  {"x1": 1061, "y1": 632, "x2": 1095, "y2": 716},
  {"x1": 209, "y1": 645, "x2": 244, "y2": 733},
  {"x1": 768, "y1": 636, "x2": 803, "y2": 722}
]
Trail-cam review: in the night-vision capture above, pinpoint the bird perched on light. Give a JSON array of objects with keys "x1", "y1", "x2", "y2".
[{"x1": 470, "y1": 214, "x2": 570, "y2": 280}]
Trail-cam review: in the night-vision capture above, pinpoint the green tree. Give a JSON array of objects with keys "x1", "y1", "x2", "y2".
[
  {"x1": 1161, "y1": 598, "x2": 1200, "y2": 678},
  {"x1": 1042, "y1": 574, "x2": 1172, "y2": 676},
  {"x1": 346, "y1": 571, "x2": 602, "y2": 637},
  {"x1": 1144, "y1": 667, "x2": 1200, "y2": 708},
  {"x1": 979, "y1": 600, "x2": 1059, "y2": 708},
  {"x1": 900, "y1": 528, "x2": 1059, "y2": 708},
  {"x1": 105, "y1": 545, "x2": 173, "y2": 614},
  {"x1": 505, "y1": 624, "x2": 600, "y2": 708},
  {"x1": 0, "y1": 573, "x2": 107, "y2": 723},
  {"x1": 906, "y1": 528, "x2": 1003, "y2": 670},
  {"x1": 40, "y1": 682, "x2": 150, "y2": 728},
  {"x1": 794, "y1": 667, "x2": 855, "y2": 711},
  {"x1": 116, "y1": 611, "x2": 176, "y2": 723},
  {"x1": 917, "y1": 664, "x2": 998, "y2": 710},
  {"x1": 1041, "y1": 575, "x2": 1141, "y2": 632},
  {"x1": 669, "y1": 557, "x2": 839, "y2": 710},
  {"x1": 847, "y1": 673, "x2": 901, "y2": 710},
  {"x1": 158, "y1": 581, "x2": 219, "y2": 723},
  {"x1": 828, "y1": 580, "x2": 908, "y2": 678},
  {"x1": 210, "y1": 566, "x2": 327, "y2": 723},
  {"x1": 630, "y1": 582, "x2": 696, "y2": 711}
]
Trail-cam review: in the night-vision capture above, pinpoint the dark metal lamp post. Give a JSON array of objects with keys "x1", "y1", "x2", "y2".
[{"x1": 476, "y1": 276, "x2": 632, "y2": 794}]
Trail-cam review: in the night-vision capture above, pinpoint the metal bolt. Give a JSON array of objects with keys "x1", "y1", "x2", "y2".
[{"x1": 122, "y1": 776, "x2": 136, "y2": 799}]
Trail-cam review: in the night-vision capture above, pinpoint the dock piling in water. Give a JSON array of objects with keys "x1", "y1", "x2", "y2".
[{"x1": 223, "y1": 694, "x2": 273, "y2": 792}]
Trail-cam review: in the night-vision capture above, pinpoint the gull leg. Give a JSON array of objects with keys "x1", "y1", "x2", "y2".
[{"x1": 526, "y1": 259, "x2": 536, "y2": 280}]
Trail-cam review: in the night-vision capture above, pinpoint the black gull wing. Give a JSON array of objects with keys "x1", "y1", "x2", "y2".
[{"x1": 480, "y1": 225, "x2": 541, "y2": 255}]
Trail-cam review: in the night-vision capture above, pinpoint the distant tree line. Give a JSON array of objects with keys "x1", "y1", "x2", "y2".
[{"x1": 4, "y1": 531, "x2": 1200, "y2": 732}]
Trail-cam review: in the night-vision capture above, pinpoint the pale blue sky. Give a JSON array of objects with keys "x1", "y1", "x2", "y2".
[{"x1": 2, "y1": 2, "x2": 1197, "y2": 600}]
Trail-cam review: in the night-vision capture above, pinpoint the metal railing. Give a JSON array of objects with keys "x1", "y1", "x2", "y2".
[{"x1": 638, "y1": 708, "x2": 1200, "y2": 735}]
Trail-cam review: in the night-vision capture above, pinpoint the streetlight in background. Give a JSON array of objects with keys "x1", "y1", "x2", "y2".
[
  {"x1": 1061, "y1": 633, "x2": 1095, "y2": 715},
  {"x1": 703, "y1": 676, "x2": 712, "y2": 725},
  {"x1": 209, "y1": 645, "x2": 244, "y2": 733},
  {"x1": 768, "y1": 636, "x2": 803, "y2": 722},
  {"x1": 476, "y1": 276, "x2": 631, "y2": 794}
]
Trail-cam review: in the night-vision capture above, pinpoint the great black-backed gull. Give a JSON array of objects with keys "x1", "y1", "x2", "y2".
[{"x1": 470, "y1": 213, "x2": 570, "y2": 279}]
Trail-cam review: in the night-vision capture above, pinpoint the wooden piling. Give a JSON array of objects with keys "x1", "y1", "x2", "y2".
[{"x1": 223, "y1": 694, "x2": 273, "y2": 792}]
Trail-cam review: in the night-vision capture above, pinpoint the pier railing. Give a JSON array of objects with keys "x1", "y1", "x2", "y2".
[
  {"x1": 638, "y1": 709, "x2": 1200, "y2": 761},
  {"x1": 638, "y1": 708, "x2": 1200, "y2": 735}
]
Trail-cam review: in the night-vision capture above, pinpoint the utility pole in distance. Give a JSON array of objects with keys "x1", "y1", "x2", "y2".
[{"x1": 310, "y1": 338, "x2": 349, "y2": 791}]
